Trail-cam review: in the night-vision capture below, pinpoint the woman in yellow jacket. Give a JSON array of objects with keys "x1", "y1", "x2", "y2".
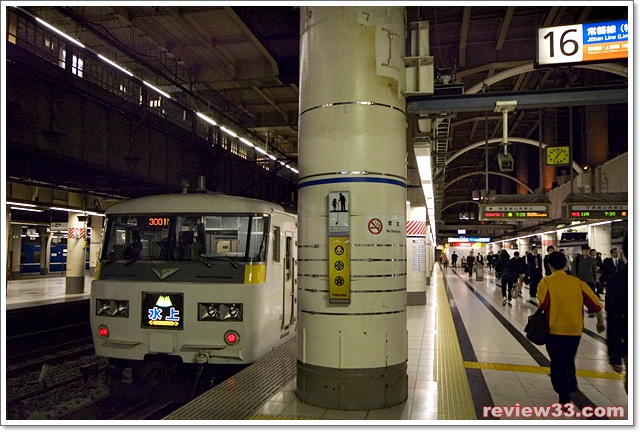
[{"x1": 537, "y1": 252, "x2": 605, "y2": 406}]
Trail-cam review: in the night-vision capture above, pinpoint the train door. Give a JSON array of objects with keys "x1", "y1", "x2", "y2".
[{"x1": 283, "y1": 230, "x2": 296, "y2": 331}]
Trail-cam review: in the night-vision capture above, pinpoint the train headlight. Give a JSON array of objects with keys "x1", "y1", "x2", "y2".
[
  {"x1": 96, "y1": 299, "x2": 130, "y2": 318},
  {"x1": 224, "y1": 330, "x2": 240, "y2": 345},
  {"x1": 98, "y1": 325, "x2": 109, "y2": 338},
  {"x1": 198, "y1": 303, "x2": 243, "y2": 321}
]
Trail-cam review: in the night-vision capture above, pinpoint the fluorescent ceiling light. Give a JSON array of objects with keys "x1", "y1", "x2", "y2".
[
  {"x1": 220, "y1": 126, "x2": 237, "y2": 137},
  {"x1": 239, "y1": 137, "x2": 254, "y2": 147},
  {"x1": 7, "y1": 201, "x2": 37, "y2": 207},
  {"x1": 11, "y1": 207, "x2": 43, "y2": 213},
  {"x1": 143, "y1": 81, "x2": 171, "y2": 99},
  {"x1": 36, "y1": 18, "x2": 85, "y2": 48},
  {"x1": 97, "y1": 54, "x2": 133, "y2": 76},
  {"x1": 196, "y1": 112, "x2": 217, "y2": 126}
]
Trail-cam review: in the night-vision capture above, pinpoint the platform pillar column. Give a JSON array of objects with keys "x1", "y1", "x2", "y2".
[
  {"x1": 9, "y1": 224, "x2": 22, "y2": 280},
  {"x1": 37, "y1": 227, "x2": 51, "y2": 275},
  {"x1": 297, "y1": 6, "x2": 408, "y2": 410},
  {"x1": 407, "y1": 206, "x2": 427, "y2": 305},
  {"x1": 518, "y1": 237, "x2": 530, "y2": 257},
  {"x1": 589, "y1": 224, "x2": 611, "y2": 261},
  {"x1": 89, "y1": 215, "x2": 104, "y2": 277},
  {"x1": 541, "y1": 232, "x2": 557, "y2": 256},
  {"x1": 66, "y1": 194, "x2": 87, "y2": 294}
]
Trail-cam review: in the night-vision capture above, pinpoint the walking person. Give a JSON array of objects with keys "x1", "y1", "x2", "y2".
[
  {"x1": 466, "y1": 250, "x2": 475, "y2": 278},
  {"x1": 513, "y1": 251, "x2": 526, "y2": 299},
  {"x1": 525, "y1": 245, "x2": 543, "y2": 304},
  {"x1": 601, "y1": 247, "x2": 624, "y2": 287},
  {"x1": 537, "y1": 252, "x2": 605, "y2": 407},
  {"x1": 574, "y1": 245, "x2": 598, "y2": 315},
  {"x1": 543, "y1": 245, "x2": 555, "y2": 277},
  {"x1": 605, "y1": 258, "x2": 628, "y2": 393},
  {"x1": 451, "y1": 251, "x2": 458, "y2": 268},
  {"x1": 487, "y1": 251, "x2": 495, "y2": 272},
  {"x1": 499, "y1": 251, "x2": 518, "y2": 306}
]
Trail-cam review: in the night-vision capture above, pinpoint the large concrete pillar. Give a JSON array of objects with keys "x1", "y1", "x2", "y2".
[
  {"x1": 89, "y1": 215, "x2": 104, "y2": 277},
  {"x1": 9, "y1": 224, "x2": 22, "y2": 279},
  {"x1": 37, "y1": 227, "x2": 51, "y2": 275},
  {"x1": 541, "y1": 232, "x2": 557, "y2": 256},
  {"x1": 297, "y1": 6, "x2": 408, "y2": 410},
  {"x1": 407, "y1": 206, "x2": 427, "y2": 305},
  {"x1": 589, "y1": 224, "x2": 611, "y2": 259},
  {"x1": 66, "y1": 193, "x2": 87, "y2": 293},
  {"x1": 518, "y1": 237, "x2": 530, "y2": 257}
]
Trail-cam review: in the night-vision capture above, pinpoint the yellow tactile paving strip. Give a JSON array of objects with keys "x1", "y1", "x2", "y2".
[
  {"x1": 249, "y1": 415, "x2": 317, "y2": 420},
  {"x1": 435, "y1": 278, "x2": 477, "y2": 420},
  {"x1": 464, "y1": 361, "x2": 625, "y2": 380}
]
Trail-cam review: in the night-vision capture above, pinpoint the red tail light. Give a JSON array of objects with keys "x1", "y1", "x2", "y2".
[
  {"x1": 224, "y1": 330, "x2": 239, "y2": 345},
  {"x1": 98, "y1": 325, "x2": 109, "y2": 338}
]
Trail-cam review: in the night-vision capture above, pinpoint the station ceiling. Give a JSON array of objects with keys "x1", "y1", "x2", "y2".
[{"x1": 8, "y1": 5, "x2": 630, "y2": 241}]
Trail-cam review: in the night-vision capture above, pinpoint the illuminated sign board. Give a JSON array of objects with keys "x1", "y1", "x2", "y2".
[
  {"x1": 566, "y1": 204, "x2": 628, "y2": 220},
  {"x1": 148, "y1": 217, "x2": 170, "y2": 227},
  {"x1": 448, "y1": 237, "x2": 491, "y2": 243},
  {"x1": 479, "y1": 204, "x2": 551, "y2": 221},
  {"x1": 537, "y1": 20, "x2": 628, "y2": 67},
  {"x1": 450, "y1": 242, "x2": 472, "y2": 248},
  {"x1": 142, "y1": 292, "x2": 183, "y2": 329}
]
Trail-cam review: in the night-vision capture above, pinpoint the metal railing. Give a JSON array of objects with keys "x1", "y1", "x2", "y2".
[{"x1": 6, "y1": 8, "x2": 296, "y2": 181}]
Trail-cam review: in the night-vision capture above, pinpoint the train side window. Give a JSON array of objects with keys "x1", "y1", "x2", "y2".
[
  {"x1": 273, "y1": 226, "x2": 281, "y2": 262},
  {"x1": 285, "y1": 236, "x2": 292, "y2": 281}
]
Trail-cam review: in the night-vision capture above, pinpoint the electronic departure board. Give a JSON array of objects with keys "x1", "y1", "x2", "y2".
[
  {"x1": 565, "y1": 204, "x2": 628, "y2": 220},
  {"x1": 478, "y1": 204, "x2": 551, "y2": 221}
]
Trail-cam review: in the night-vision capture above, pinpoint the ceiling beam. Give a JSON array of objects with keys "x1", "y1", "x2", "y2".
[
  {"x1": 458, "y1": 6, "x2": 472, "y2": 68},
  {"x1": 495, "y1": 6, "x2": 515, "y2": 51},
  {"x1": 407, "y1": 85, "x2": 628, "y2": 114}
]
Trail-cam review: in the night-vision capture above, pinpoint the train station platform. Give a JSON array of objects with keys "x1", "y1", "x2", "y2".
[
  {"x1": 5, "y1": 274, "x2": 92, "y2": 310},
  {"x1": 4, "y1": 267, "x2": 629, "y2": 423},
  {"x1": 167, "y1": 264, "x2": 629, "y2": 424}
]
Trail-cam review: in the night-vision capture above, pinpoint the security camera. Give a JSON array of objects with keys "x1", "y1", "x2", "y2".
[
  {"x1": 494, "y1": 100, "x2": 517, "y2": 112},
  {"x1": 497, "y1": 152, "x2": 514, "y2": 172}
]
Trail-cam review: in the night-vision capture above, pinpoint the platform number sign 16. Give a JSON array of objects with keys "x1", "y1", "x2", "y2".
[{"x1": 537, "y1": 24, "x2": 583, "y2": 66}]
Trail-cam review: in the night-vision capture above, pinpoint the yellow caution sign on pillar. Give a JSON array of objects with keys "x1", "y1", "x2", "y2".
[{"x1": 329, "y1": 236, "x2": 350, "y2": 304}]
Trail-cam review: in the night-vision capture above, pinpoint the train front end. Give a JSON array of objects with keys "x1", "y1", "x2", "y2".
[{"x1": 89, "y1": 195, "x2": 294, "y2": 368}]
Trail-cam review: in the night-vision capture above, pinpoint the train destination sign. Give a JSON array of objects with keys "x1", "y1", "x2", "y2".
[
  {"x1": 566, "y1": 203, "x2": 628, "y2": 220},
  {"x1": 479, "y1": 204, "x2": 550, "y2": 221},
  {"x1": 536, "y1": 20, "x2": 628, "y2": 67}
]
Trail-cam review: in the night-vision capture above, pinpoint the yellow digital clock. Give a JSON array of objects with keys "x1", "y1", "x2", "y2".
[{"x1": 545, "y1": 146, "x2": 571, "y2": 166}]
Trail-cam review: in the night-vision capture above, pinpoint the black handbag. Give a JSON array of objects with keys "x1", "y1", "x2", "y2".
[{"x1": 524, "y1": 307, "x2": 547, "y2": 345}]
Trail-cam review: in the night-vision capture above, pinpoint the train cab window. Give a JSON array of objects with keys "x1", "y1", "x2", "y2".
[
  {"x1": 272, "y1": 226, "x2": 281, "y2": 262},
  {"x1": 102, "y1": 214, "x2": 270, "y2": 264}
]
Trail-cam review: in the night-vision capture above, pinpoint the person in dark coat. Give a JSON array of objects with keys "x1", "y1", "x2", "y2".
[
  {"x1": 605, "y1": 258, "x2": 628, "y2": 393},
  {"x1": 543, "y1": 245, "x2": 555, "y2": 276},
  {"x1": 466, "y1": 250, "x2": 475, "y2": 278},
  {"x1": 525, "y1": 245, "x2": 543, "y2": 303},
  {"x1": 601, "y1": 247, "x2": 625, "y2": 292},
  {"x1": 451, "y1": 251, "x2": 458, "y2": 268}
]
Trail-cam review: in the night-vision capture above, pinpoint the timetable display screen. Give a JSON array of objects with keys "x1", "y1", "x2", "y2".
[{"x1": 479, "y1": 204, "x2": 551, "y2": 221}]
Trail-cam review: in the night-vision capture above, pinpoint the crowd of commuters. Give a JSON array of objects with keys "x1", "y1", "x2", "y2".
[{"x1": 439, "y1": 241, "x2": 628, "y2": 403}]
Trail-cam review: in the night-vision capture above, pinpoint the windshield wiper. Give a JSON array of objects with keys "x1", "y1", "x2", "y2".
[
  {"x1": 124, "y1": 257, "x2": 140, "y2": 266},
  {"x1": 199, "y1": 256, "x2": 212, "y2": 268},
  {"x1": 200, "y1": 255, "x2": 239, "y2": 268}
]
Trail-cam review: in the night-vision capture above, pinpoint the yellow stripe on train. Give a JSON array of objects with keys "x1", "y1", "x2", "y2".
[{"x1": 244, "y1": 264, "x2": 266, "y2": 284}]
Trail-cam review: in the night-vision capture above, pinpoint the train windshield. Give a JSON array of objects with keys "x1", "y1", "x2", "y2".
[{"x1": 101, "y1": 214, "x2": 269, "y2": 263}]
